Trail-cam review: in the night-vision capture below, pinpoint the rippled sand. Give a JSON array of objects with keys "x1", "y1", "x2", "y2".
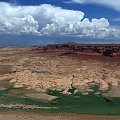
[{"x1": 0, "y1": 111, "x2": 120, "y2": 120}]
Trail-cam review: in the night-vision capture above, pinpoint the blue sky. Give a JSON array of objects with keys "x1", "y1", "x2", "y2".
[{"x1": 0, "y1": 0, "x2": 120, "y2": 45}]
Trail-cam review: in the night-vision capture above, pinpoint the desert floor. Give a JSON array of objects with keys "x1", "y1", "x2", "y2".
[
  {"x1": 0, "y1": 111, "x2": 120, "y2": 120},
  {"x1": 0, "y1": 45, "x2": 120, "y2": 116}
]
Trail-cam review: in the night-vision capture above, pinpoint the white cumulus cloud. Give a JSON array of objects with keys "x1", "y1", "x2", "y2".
[
  {"x1": 0, "y1": 1, "x2": 120, "y2": 39},
  {"x1": 0, "y1": 15, "x2": 39, "y2": 34}
]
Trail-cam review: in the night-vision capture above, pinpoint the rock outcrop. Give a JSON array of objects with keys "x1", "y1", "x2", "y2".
[{"x1": 0, "y1": 45, "x2": 120, "y2": 96}]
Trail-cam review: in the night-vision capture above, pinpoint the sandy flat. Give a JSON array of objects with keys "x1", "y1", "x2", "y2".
[
  {"x1": 0, "y1": 111, "x2": 120, "y2": 120},
  {"x1": 25, "y1": 93, "x2": 58, "y2": 102},
  {"x1": 0, "y1": 65, "x2": 13, "y2": 74}
]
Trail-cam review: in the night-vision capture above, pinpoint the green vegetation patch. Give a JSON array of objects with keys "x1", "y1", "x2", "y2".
[{"x1": 0, "y1": 81, "x2": 120, "y2": 115}]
